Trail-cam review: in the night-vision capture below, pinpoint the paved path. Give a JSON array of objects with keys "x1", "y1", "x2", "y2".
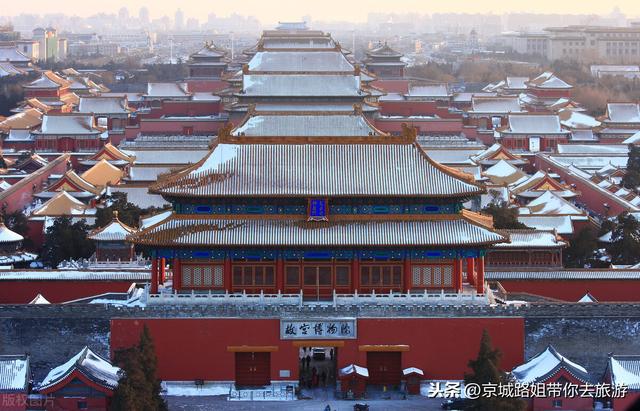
[{"x1": 167, "y1": 396, "x2": 444, "y2": 410}]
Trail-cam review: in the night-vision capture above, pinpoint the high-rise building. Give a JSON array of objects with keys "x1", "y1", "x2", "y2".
[
  {"x1": 139, "y1": 7, "x2": 150, "y2": 25},
  {"x1": 175, "y1": 9, "x2": 184, "y2": 31}
]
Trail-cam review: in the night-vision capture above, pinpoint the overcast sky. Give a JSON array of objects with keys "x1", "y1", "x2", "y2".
[{"x1": 3, "y1": 0, "x2": 640, "y2": 23}]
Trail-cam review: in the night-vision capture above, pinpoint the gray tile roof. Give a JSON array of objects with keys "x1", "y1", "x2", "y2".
[
  {"x1": 233, "y1": 114, "x2": 381, "y2": 136},
  {"x1": 132, "y1": 216, "x2": 505, "y2": 247},
  {"x1": 241, "y1": 74, "x2": 363, "y2": 97},
  {"x1": 154, "y1": 143, "x2": 483, "y2": 198},
  {"x1": 486, "y1": 270, "x2": 640, "y2": 280},
  {"x1": 248, "y1": 51, "x2": 354, "y2": 72},
  {"x1": 0, "y1": 355, "x2": 29, "y2": 392}
]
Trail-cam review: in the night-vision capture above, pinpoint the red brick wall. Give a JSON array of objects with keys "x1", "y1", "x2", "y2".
[
  {"x1": 496, "y1": 279, "x2": 640, "y2": 302},
  {"x1": 110, "y1": 317, "x2": 524, "y2": 381},
  {"x1": 0, "y1": 280, "x2": 137, "y2": 304}
]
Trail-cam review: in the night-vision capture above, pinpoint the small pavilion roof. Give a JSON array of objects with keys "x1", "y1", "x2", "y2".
[
  {"x1": 527, "y1": 72, "x2": 572, "y2": 89},
  {"x1": 493, "y1": 229, "x2": 566, "y2": 249},
  {"x1": 0, "y1": 108, "x2": 43, "y2": 132},
  {"x1": 38, "y1": 347, "x2": 120, "y2": 394},
  {"x1": 46, "y1": 170, "x2": 103, "y2": 195},
  {"x1": 483, "y1": 159, "x2": 527, "y2": 186},
  {"x1": 85, "y1": 142, "x2": 135, "y2": 164},
  {"x1": 512, "y1": 345, "x2": 591, "y2": 384},
  {"x1": 31, "y1": 191, "x2": 93, "y2": 217},
  {"x1": 471, "y1": 143, "x2": 527, "y2": 166},
  {"x1": 510, "y1": 171, "x2": 576, "y2": 197},
  {"x1": 81, "y1": 159, "x2": 123, "y2": 187},
  {"x1": 366, "y1": 42, "x2": 403, "y2": 58},
  {"x1": 24, "y1": 71, "x2": 71, "y2": 89},
  {"x1": 190, "y1": 42, "x2": 228, "y2": 59},
  {"x1": 88, "y1": 212, "x2": 136, "y2": 241},
  {"x1": 521, "y1": 191, "x2": 585, "y2": 216},
  {"x1": 0, "y1": 221, "x2": 24, "y2": 243}
]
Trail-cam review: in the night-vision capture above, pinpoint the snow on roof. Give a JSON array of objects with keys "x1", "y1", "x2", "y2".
[
  {"x1": 607, "y1": 103, "x2": 640, "y2": 123},
  {"x1": 609, "y1": 356, "x2": 640, "y2": 390},
  {"x1": 233, "y1": 113, "x2": 382, "y2": 137},
  {"x1": 494, "y1": 229, "x2": 565, "y2": 248},
  {"x1": 146, "y1": 82, "x2": 190, "y2": 97},
  {"x1": 0, "y1": 270, "x2": 149, "y2": 281},
  {"x1": 483, "y1": 159, "x2": 526, "y2": 185},
  {"x1": 525, "y1": 191, "x2": 584, "y2": 215},
  {"x1": 506, "y1": 77, "x2": 529, "y2": 89},
  {"x1": 471, "y1": 96, "x2": 522, "y2": 113},
  {"x1": 31, "y1": 191, "x2": 92, "y2": 217},
  {"x1": 578, "y1": 292, "x2": 597, "y2": 303},
  {"x1": 0, "y1": 355, "x2": 29, "y2": 392},
  {"x1": 109, "y1": 186, "x2": 170, "y2": 209},
  {"x1": 406, "y1": 84, "x2": 449, "y2": 98},
  {"x1": 242, "y1": 74, "x2": 363, "y2": 97},
  {"x1": 38, "y1": 114, "x2": 100, "y2": 135},
  {"x1": 39, "y1": 347, "x2": 120, "y2": 392},
  {"x1": 248, "y1": 51, "x2": 354, "y2": 72},
  {"x1": 512, "y1": 345, "x2": 589, "y2": 384},
  {"x1": 0, "y1": 223, "x2": 23, "y2": 243},
  {"x1": 556, "y1": 144, "x2": 628, "y2": 155},
  {"x1": 529, "y1": 72, "x2": 572, "y2": 89},
  {"x1": 78, "y1": 97, "x2": 129, "y2": 114},
  {"x1": 402, "y1": 367, "x2": 424, "y2": 376},
  {"x1": 517, "y1": 215, "x2": 574, "y2": 235},
  {"x1": 140, "y1": 210, "x2": 173, "y2": 229},
  {"x1": 154, "y1": 143, "x2": 483, "y2": 198},
  {"x1": 623, "y1": 130, "x2": 640, "y2": 144},
  {"x1": 506, "y1": 114, "x2": 565, "y2": 134},
  {"x1": 29, "y1": 294, "x2": 51, "y2": 304},
  {"x1": 87, "y1": 214, "x2": 136, "y2": 241},
  {"x1": 81, "y1": 159, "x2": 123, "y2": 187},
  {"x1": 340, "y1": 364, "x2": 369, "y2": 378},
  {"x1": 558, "y1": 108, "x2": 601, "y2": 129},
  {"x1": 0, "y1": 46, "x2": 31, "y2": 63}
]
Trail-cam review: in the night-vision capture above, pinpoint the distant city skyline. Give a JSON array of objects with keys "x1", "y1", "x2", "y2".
[{"x1": 2, "y1": 0, "x2": 640, "y2": 24}]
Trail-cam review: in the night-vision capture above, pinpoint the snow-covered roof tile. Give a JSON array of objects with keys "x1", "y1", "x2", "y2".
[
  {"x1": 512, "y1": 345, "x2": 590, "y2": 384},
  {"x1": 0, "y1": 355, "x2": 29, "y2": 392},
  {"x1": 39, "y1": 347, "x2": 120, "y2": 392}
]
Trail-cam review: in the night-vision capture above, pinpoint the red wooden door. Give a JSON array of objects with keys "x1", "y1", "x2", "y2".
[
  {"x1": 367, "y1": 352, "x2": 402, "y2": 386},
  {"x1": 302, "y1": 265, "x2": 333, "y2": 300},
  {"x1": 235, "y1": 352, "x2": 271, "y2": 386}
]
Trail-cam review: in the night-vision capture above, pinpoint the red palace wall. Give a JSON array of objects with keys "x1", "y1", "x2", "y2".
[
  {"x1": 23, "y1": 89, "x2": 59, "y2": 98},
  {"x1": 528, "y1": 89, "x2": 571, "y2": 99},
  {"x1": 143, "y1": 101, "x2": 222, "y2": 119},
  {"x1": 186, "y1": 80, "x2": 229, "y2": 93},
  {"x1": 496, "y1": 279, "x2": 640, "y2": 302},
  {"x1": 110, "y1": 317, "x2": 524, "y2": 382},
  {"x1": 613, "y1": 393, "x2": 640, "y2": 411},
  {"x1": 124, "y1": 119, "x2": 225, "y2": 139},
  {"x1": 379, "y1": 101, "x2": 458, "y2": 118},
  {"x1": 371, "y1": 80, "x2": 409, "y2": 94},
  {"x1": 0, "y1": 280, "x2": 137, "y2": 304},
  {"x1": 0, "y1": 393, "x2": 27, "y2": 411}
]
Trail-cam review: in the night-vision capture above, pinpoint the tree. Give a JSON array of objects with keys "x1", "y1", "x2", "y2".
[
  {"x1": 563, "y1": 228, "x2": 599, "y2": 268},
  {"x1": 111, "y1": 325, "x2": 168, "y2": 411},
  {"x1": 607, "y1": 212, "x2": 640, "y2": 264},
  {"x1": 41, "y1": 217, "x2": 94, "y2": 267},
  {"x1": 464, "y1": 330, "x2": 526, "y2": 411},
  {"x1": 95, "y1": 192, "x2": 162, "y2": 229},
  {"x1": 623, "y1": 145, "x2": 640, "y2": 190},
  {"x1": 482, "y1": 202, "x2": 528, "y2": 230},
  {"x1": 2, "y1": 211, "x2": 33, "y2": 249}
]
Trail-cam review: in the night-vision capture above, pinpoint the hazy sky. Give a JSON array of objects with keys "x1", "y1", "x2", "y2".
[{"x1": 3, "y1": 0, "x2": 640, "y2": 23}]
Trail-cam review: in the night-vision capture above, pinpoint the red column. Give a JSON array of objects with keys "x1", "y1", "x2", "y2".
[
  {"x1": 276, "y1": 257, "x2": 284, "y2": 293},
  {"x1": 150, "y1": 258, "x2": 158, "y2": 294},
  {"x1": 351, "y1": 256, "x2": 360, "y2": 293},
  {"x1": 476, "y1": 256, "x2": 485, "y2": 294},
  {"x1": 224, "y1": 257, "x2": 232, "y2": 292},
  {"x1": 455, "y1": 259, "x2": 463, "y2": 293},
  {"x1": 403, "y1": 257, "x2": 412, "y2": 293},
  {"x1": 466, "y1": 257, "x2": 475, "y2": 285},
  {"x1": 159, "y1": 257, "x2": 166, "y2": 285},
  {"x1": 173, "y1": 258, "x2": 181, "y2": 292}
]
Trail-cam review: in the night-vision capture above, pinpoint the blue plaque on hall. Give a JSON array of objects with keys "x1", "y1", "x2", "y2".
[{"x1": 308, "y1": 198, "x2": 328, "y2": 221}]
